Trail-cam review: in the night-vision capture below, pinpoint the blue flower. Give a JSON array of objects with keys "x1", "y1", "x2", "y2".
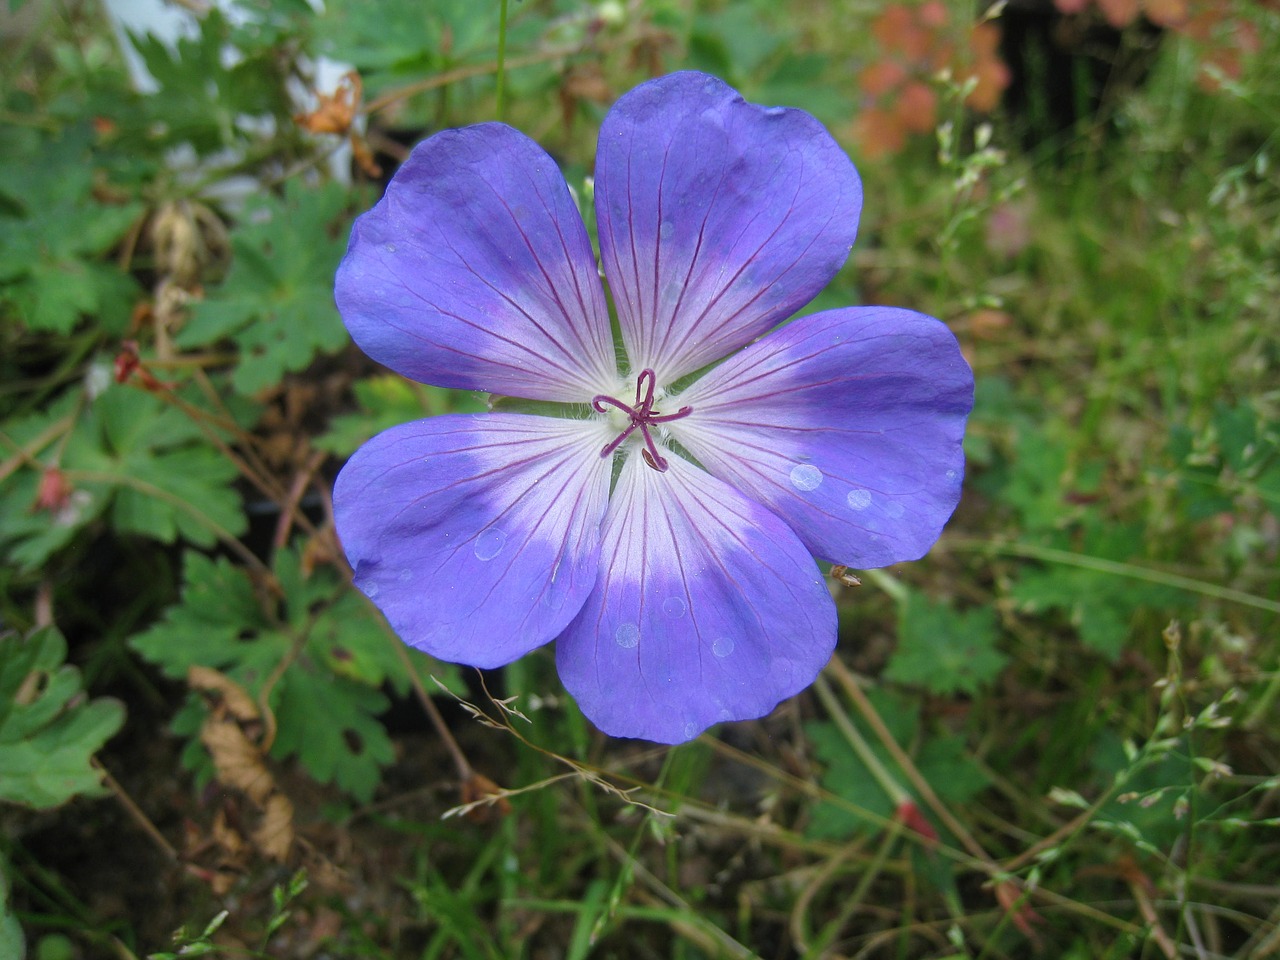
[{"x1": 333, "y1": 72, "x2": 973, "y2": 744}]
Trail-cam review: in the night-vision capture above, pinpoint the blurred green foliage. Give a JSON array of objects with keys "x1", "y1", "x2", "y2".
[
  {"x1": 180, "y1": 181, "x2": 354, "y2": 394},
  {"x1": 0, "y1": 627, "x2": 124, "y2": 809},
  {"x1": 1, "y1": 0, "x2": 1277, "y2": 957}
]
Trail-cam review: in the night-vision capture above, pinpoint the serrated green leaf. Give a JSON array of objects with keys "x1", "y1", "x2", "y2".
[
  {"x1": 316, "y1": 0, "x2": 490, "y2": 79},
  {"x1": 130, "y1": 552, "x2": 276, "y2": 679},
  {"x1": 0, "y1": 627, "x2": 125, "y2": 809},
  {"x1": 0, "y1": 125, "x2": 143, "y2": 334},
  {"x1": 181, "y1": 181, "x2": 353, "y2": 395},
  {"x1": 1008, "y1": 524, "x2": 1180, "y2": 661},
  {"x1": 271, "y1": 666, "x2": 394, "y2": 803},
  {"x1": 885, "y1": 593, "x2": 1007, "y2": 696},
  {"x1": 1170, "y1": 401, "x2": 1280, "y2": 522},
  {"x1": 129, "y1": 8, "x2": 295, "y2": 155},
  {"x1": 0, "y1": 386, "x2": 247, "y2": 568},
  {"x1": 132, "y1": 546, "x2": 458, "y2": 799},
  {"x1": 81, "y1": 387, "x2": 247, "y2": 547},
  {"x1": 0, "y1": 392, "x2": 100, "y2": 560}
]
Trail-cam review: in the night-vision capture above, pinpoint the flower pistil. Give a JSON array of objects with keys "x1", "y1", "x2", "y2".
[{"x1": 591, "y1": 368, "x2": 692, "y2": 472}]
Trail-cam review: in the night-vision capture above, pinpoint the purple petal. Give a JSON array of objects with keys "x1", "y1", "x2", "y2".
[
  {"x1": 334, "y1": 413, "x2": 613, "y2": 668},
  {"x1": 670, "y1": 307, "x2": 973, "y2": 568},
  {"x1": 594, "y1": 72, "x2": 861, "y2": 382},
  {"x1": 555, "y1": 452, "x2": 836, "y2": 744},
  {"x1": 336, "y1": 124, "x2": 619, "y2": 402}
]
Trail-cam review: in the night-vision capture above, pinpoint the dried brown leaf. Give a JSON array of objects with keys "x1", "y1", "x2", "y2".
[
  {"x1": 201, "y1": 717, "x2": 275, "y2": 805},
  {"x1": 210, "y1": 808, "x2": 245, "y2": 859},
  {"x1": 189, "y1": 665, "x2": 260, "y2": 722},
  {"x1": 252, "y1": 793, "x2": 295, "y2": 861}
]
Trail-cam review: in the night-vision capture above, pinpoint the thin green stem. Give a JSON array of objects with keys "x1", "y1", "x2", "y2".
[
  {"x1": 946, "y1": 537, "x2": 1280, "y2": 615},
  {"x1": 495, "y1": 0, "x2": 509, "y2": 122},
  {"x1": 813, "y1": 674, "x2": 911, "y2": 807},
  {"x1": 66, "y1": 469, "x2": 268, "y2": 577}
]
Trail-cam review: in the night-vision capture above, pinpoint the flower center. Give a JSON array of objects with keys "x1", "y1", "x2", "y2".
[{"x1": 592, "y1": 369, "x2": 692, "y2": 473}]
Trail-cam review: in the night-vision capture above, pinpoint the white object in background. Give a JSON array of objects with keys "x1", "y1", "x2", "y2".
[{"x1": 101, "y1": 0, "x2": 355, "y2": 194}]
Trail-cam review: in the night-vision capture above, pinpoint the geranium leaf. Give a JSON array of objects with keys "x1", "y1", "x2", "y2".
[
  {"x1": 0, "y1": 627, "x2": 125, "y2": 810},
  {"x1": 885, "y1": 592, "x2": 1007, "y2": 696},
  {"x1": 182, "y1": 181, "x2": 353, "y2": 395}
]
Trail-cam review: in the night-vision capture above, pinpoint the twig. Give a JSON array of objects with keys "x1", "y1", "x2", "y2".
[
  {"x1": 943, "y1": 537, "x2": 1280, "y2": 615},
  {"x1": 388, "y1": 639, "x2": 473, "y2": 782},
  {"x1": 363, "y1": 26, "x2": 668, "y2": 117},
  {"x1": 94, "y1": 759, "x2": 179, "y2": 863},
  {"x1": 272, "y1": 449, "x2": 327, "y2": 550},
  {"x1": 812, "y1": 674, "x2": 911, "y2": 806}
]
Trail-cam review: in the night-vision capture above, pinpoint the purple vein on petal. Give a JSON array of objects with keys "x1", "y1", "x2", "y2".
[
  {"x1": 435, "y1": 184, "x2": 605, "y2": 384},
  {"x1": 476, "y1": 172, "x2": 615, "y2": 387},
  {"x1": 334, "y1": 413, "x2": 612, "y2": 669},
  {"x1": 373, "y1": 255, "x2": 593, "y2": 390}
]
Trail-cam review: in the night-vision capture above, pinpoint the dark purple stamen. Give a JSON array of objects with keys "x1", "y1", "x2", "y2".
[{"x1": 592, "y1": 369, "x2": 692, "y2": 472}]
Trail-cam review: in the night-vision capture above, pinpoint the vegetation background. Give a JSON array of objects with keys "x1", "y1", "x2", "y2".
[{"x1": 1, "y1": 0, "x2": 1277, "y2": 957}]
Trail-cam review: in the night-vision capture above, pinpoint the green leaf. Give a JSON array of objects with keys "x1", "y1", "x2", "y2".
[
  {"x1": 316, "y1": 375, "x2": 487, "y2": 456},
  {"x1": 130, "y1": 553, "x2": 277, "y2": 679},
  {"x1": 1001, "y1": 427, "x2": 1070, "y2": 532},
  {"x1": 1008, "y1": 524, "x2": 1180, "y2": 661},
  {"x1": 128, "y1": 8, "x2": 296, "y2": 155},
  {"x1": 805, "y1": 691, "x2": 989, "y2": 841},
  {"x1": 0, "y1": 627, "x2": 125, "y2": 809},
  {"x1": 0, "y1": 852, "x2": 24, "y2": 960},
  {"x1": 73, "y1": 386, "x2": 247, "y2": 548},
  {"x1": 271, "y1": 665, "x2": 394, "y2": 802},
  {"x1": 181, "y1": 181, "x2": 353, "y2": 395},
  {"x1": 0, "y1": 125, "x2": 143, "y2": 334},
  {"x1": 132, "y1": 546, "x2": 460, "y2": 800},
  {"x1": 1170, "y1": 401, "x2": 1280, "y2": 522},
  {"x1": 885, "y1": 593, "x2": 1007, "y2": 696},
  {"x1": 316, "y1": 0, "x2": 491, "y2": 81},
  {"x1": 0, "y1": 385, "x2": 247, "y2": 568}
]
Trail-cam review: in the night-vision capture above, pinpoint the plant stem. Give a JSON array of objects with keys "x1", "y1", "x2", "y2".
[
  {"x1": 945, "y1": 536, "x2": 1280, "y2": 615},
  {"x1": 495, "y1": 0, "x2": 509, "y2": 122}
]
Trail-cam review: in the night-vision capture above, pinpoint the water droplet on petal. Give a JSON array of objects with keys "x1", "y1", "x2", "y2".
[
  {"x1": 543, "y1": 569, "x2": 566, "y2": 609},
  {"x1": 847, "y1": 488, "x2": 872, "y2": 511},
  {"x1": 385, "y1": 243, "x2": 396, "y2": 253},
  {"x1": 946, "y1": 469, "x2": 958, "y2": 482},
  {"x1": 398, "y1": 568, "x2": 413, "y2": 582},
  {"x1": 473, "y1": 527, "x2": 506, "y2": 561},
  {"x1": 363, "y1": 581, "x2": 379, "y2": 598},
  {"x1": 662, "y1": 596, "x2": 686, "y2": 618},
  {"x1": 789, "y1": 464, "x2": 823, "y2": 492},
  {"x1": 712, "y1": 637, "x2": 734, "y2": 658},
  {"x1": 615, "y1": 623, "x2": 640, "y2": 649},
  {"x1": 684, "y1": 721, "x2": 699, "y2": 739},
  {"x1": 659, "y1": 219, "x2": 674, "y2": 241},
  {"x1": 885, "y1": 501, "x2": 906, "y2": 520}
]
